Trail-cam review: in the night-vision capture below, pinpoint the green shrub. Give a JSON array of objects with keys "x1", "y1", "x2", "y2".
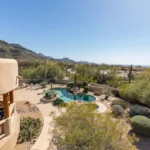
[
  {"x1": 45, "y1": 90, "x2": 56, "y2": 99},
  {"x1": 85, "y1": 103, "x2": 99, "y2": 109},
  {"x1": 53, "y1": 98, "x2": 68, "y2": 107},
  {"x1": 119, "y1": 79, "x2": 150, "y2": 107},
  {"x1": 28, "y1": 78, "x2": 43, "y2": 84},
  {"x1": 112, "y1": 89, "x2": 120, "y2": 97},
  {"x1": 83, "y1": 81, "x2": 88, "y2": 87},
  {"x1": 84, "y1": 86, "x2": 89, "y2": 93},
  {"x1": 48, "y1": 78, "x2": 55, "y2": 83},
  {"x1": 119, "y1": 84, "x2": 130, "y2": 100},
  {"x1": 53, "y1": 102, "x2": 137, "y2": 150},
  {"x1": 77, "y1": 82, "x2": 82, "y2": 90},
  {"x1": 18, "y1": 117, "x2": 42, "y2": 143},
  {"x1": 131, "y1": 116, "x2": 150, "y2": 136},
  {"x1": 111, "y1": 100, "x2": 128, "y2": 109},
  {"x1": 130, "y1": 105, "x2": 150, "y2": 117},
  {"x1": 66, "y1": 82, "x2": 74, "y2": 88},
  {"x1": 40, "y1": 82, "x2": 47, "y2": 88},
  {"x1": 35, "y1": 78, "x2": 43, "y2": 84},
  {"x1": 107, "y1": 76, "x2": 124, "y2": 88},
  {"x1": 59, "y1": 102, "x2": 68, "y2": 107},
  {"x1": 111, "y1": 105, "x2": 124, "y2": 116}
]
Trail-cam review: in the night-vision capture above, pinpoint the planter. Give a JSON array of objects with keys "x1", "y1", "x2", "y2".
[{"x1": 40, "y1": 97, "x2": 57, "y2": 103}]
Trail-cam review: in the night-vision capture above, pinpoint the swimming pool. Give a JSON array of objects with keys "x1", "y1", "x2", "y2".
[{"x1": 46, "y1": 88, "x2": 96, "y2": 102}]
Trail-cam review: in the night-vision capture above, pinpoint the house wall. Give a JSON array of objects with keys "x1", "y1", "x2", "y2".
[
  {"x1": 0, "y1": 113, "x2": 20, "y2": 150},
  {"x1": 0, "y1": 59, "x2": 18, "y2": 95}
]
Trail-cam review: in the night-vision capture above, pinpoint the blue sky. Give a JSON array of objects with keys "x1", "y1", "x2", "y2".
[{"x1": 0, "y1": 0, "x2": 150, "y2": 65}]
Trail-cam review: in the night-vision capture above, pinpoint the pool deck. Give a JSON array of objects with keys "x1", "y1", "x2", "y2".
[{"x1": 14, "y1": 84, "x2": 107, "y2": 150}]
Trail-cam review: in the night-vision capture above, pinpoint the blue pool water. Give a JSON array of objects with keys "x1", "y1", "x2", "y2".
[{"x1": 47, "y1": 88, "x2": 96, "y2": 102}]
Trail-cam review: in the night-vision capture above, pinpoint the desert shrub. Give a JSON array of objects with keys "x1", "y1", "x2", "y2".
[
  {"x1": 119, "y1": 79, "x2": 150, "y2": 107},
  {"x1": 18, "y1": 117, "x2": 42, "y2": 143},
  {"x1": 111, "y1": 100, "x2": 128, "y2": 109},
  {"x1": 40, "y1": 82, "x2": 47, "y2": 88},
  {"x1": 66, "y1": 82, "x2": 74, "y2": 88},
  {"x1": 77, "y1": 82, "x2": 82, "y2": 90},
  {"x1": 45, "y1": 90, "x2": 56, "y2": 99},
  {"x1": 84, "y1": 86, "x2": 89, "y2": 93},
  {"x1": 53, "y1": 98, "x2": 68, "y2": 107},
  {"x1": 35, "y1": 78, "x2": 43, "y2": 84},
  {"x1": 112, "y1": 88, "x2": 120, "y2": 97},
  {"x1": 112, "y1": 105, "x2": 124, "y2": 116},
  {"x1": 59, "y1": 102, "x2": 68, "y2": 107},
  {"x1": 107, "y1": 76, "x2": 124, "y2": 88},
  {"x1": 85, "y1": 103, "x2": 99, "y2": 109},
  {"x1": 83, "y1": 81, "x2": 88, "y2": 87},
  {"x1": 130, "y1": 105, "x2": 150, "y2": 117},
  {"x1": 131, "y1": 115, "x2": 150, "y2": 137},
  {"x1": 48, "y1": 78, "x2": 55, "y2": 83},
  {"x1": 119, "y1": 84, "x2": 130, "y2": 100},
  {"x1": 53, "y1": 102, "x2": 137, "y2": 150}
]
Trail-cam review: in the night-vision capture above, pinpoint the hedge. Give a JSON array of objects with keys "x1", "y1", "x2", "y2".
[
  {"x1": 131, "y1": 115, "x2": 150, "y2": 136},
  {"x1": 111, "y1": 100, "x2": 128, "y2": 109},
  {"x1": 40, "y1": 82, "x2": 47, "y2": 88},
  {"x1": 130, "y1": 105, "x2": 150, "y2": 118},
  {"x1": 111, "y1": 105, "x2": 124, "y2": 116}
]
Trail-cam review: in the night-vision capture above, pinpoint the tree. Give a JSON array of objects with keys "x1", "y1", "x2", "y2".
[
  {"x1": 75, "y1": 64, "x2": 96, "y2": 78},
  {"x1": 107, "y1": 76, "x2": 124, "y2": 88},
  {"x1": 20, "y1": 62, "x2": 65, "y2": 79},
  {"x1": 52, "y1": 103, "x2": 137, "y2": 150},
  {"x1": 119, "y1": 72, "x2": 150, "y2": 106}
]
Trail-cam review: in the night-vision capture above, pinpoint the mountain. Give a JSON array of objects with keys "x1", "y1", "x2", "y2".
[
  {"x1": 56, "y1": 57, "x2": 75, "y2": 63},
  {"x1": 0, "y1": 40, "x2": 41, "y2": 60},
  {"x1": 0, "y1": 40, "x2": 96, "y2": 64},
  {"x1": 38, "y1": 53, "x2": 54, "y2": 60}
]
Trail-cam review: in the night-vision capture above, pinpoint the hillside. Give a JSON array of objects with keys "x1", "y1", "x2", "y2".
[
  {"x1": 0, "y1": 40, "x2": 96, "y2": 64},
  {"x1": 0, "y1": 40, "x2": 41, "y2": 60}
]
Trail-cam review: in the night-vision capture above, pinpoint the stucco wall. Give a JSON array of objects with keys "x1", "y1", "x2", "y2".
[
  {"x1": 89, "y1": 83, "x2": 113, "y2": 94},
  {"x1": 0, "y1": 59, "x2": 18, "y2": 94},
  {"x1": 0, "y1": 113, "x2": 20, "y2": 150}
]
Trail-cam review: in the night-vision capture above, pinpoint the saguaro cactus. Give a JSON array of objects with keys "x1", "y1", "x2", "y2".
[{"x1": 128, "y1": 65, "x2": 133, "y2": 83}]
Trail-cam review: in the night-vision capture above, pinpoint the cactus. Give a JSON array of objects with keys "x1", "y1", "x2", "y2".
[{"x1": 128, "y1": 65, "x2": 133, "y2": 83}]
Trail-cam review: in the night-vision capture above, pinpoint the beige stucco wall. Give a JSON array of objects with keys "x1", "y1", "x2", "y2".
[
  {"x1": 0, "y1": 113, "x2": 20, "y2": 150},
  {"x1": 89, "y1": 83, "x2": 113, "y2": 94},
  {"x1": 0, "y1": 59, "x2": 18, "y2": 95}
]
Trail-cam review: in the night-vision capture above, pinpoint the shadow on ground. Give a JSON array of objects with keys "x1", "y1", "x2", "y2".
[{"x1": 129, "y1": 130, "x2": 150, "y2": 150}]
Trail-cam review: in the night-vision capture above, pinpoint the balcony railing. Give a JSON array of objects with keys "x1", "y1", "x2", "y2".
[{"x1": 0, "y1": 102, "x2": 16, "y2": 139}]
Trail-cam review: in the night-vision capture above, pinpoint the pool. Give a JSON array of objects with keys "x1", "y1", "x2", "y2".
[{"x1": 45, "y1": 88, "x2": 96, "y2": 102}]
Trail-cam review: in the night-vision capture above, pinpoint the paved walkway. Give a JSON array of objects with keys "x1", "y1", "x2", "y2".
[
  {"x1": 95, "y1": 102, "x2": 107, "y2": 113},
  {"x1": 14, "y1": 85, "x2": 107, "y2": 150}
]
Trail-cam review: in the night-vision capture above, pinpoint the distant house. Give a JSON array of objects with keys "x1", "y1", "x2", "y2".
[
  {"x1": 99, "y1": 70, "x2": 111, "y2": 75},
  {"x1": 67, "y1": 68, "x2": 76, "y2": 74}
]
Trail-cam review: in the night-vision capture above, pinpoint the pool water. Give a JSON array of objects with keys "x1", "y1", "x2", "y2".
[{"x1": 46, "y1": 88, "x2": 96, "y2": 102}]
